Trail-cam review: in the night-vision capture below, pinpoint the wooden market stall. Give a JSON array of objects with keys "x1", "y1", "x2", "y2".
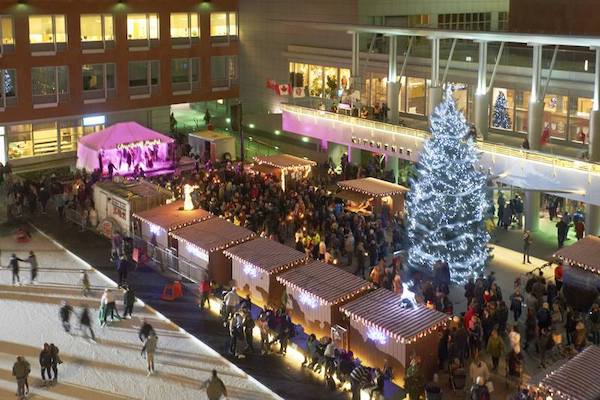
[
  {"x1": 188, "y1": 130, "x2": 236, "y2": 162},
  {"x1": 253, "y1": 154, "x2": 316, "y2": 191},
  {"x1": 528, "y1": 345, "x2": 600, "y2": 400},
  {"x1": 169, "y1": 218, "x2": 256, "y2": 284},
  {"x1": 93, "y1": 180, "x2": 172, "y2": 238},
  {"x1": 132, "y1": 201, "x2": 213, "y2": 249},
  {"x1": 223, "y1": 237, "x2": 310, "y2": 309},
  {"x1": 339, "y1": 288, "x2": 450, "y2": 386},
  {"x1": 553, "y1": 235, "x2": 600, "y2": 311},
  {"x1": 337, "y1": 177, "x2": 408, "y2": 215},
  {"x1": 276, "y1": 260, "x2": 373, "y2": 339}
]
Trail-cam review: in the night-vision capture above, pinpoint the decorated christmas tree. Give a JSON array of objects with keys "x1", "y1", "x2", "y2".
[
  {"x1": 492, "y1": 91, "x2": 511, "y2": 129},
  {"x1": 406, "y1": 89, "x2": 490, "y2": 284}
]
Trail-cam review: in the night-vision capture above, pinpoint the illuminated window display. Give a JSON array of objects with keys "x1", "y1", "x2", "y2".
[
  {"x1": 170, "y1": 13, "x2": 200, "y2": 38},
  {"x1": 32, "y1": 122, "x2": 58, "y2": 156},
  {"x1": 569, "y1": 97, "x2": 592, "y2": 143},
  {"x1": 210, "y1": 12, "x2": 238, "y2": 37},
  {"x1": 491, "y1": 88, "x2": 515, "y2": 130},
  {"x1": 324, "y1": 67, "x2": 338, "y2": 98},
  {"x1": 543, "y1": 93, "x2": 568, "y2": 140},
  {"x1": 1, "y1": 16, "x2": 14, "y2": 45},
  {"x1": 127, "y1": 14, "x2": 159, "y2": 40},
  {"x1": 8, "y1": 124, "x2": 33, "y2": 160},
  {"x1": 407, "y1": 77, "x2": 426, "y2": 115},
  {"x1": 514, "y1": 90, "x2": 530, "y2": 133},
  {"x1": 29, "y1": 15, "x2": 66, "y2": 44},
  {"x1": 80, "y1": 15, "x2": 114, "y2": 42},
  {"x1": 340, "y1": 68, "x2": 351, "y2": 91},
  {"x1": 309, "y1": 65, "x2": 324, "y2": 97}
]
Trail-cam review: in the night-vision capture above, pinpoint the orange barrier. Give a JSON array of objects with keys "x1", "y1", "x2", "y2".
[{"x1": 160, "y1": 280, "x2": 183, "y2": 301}]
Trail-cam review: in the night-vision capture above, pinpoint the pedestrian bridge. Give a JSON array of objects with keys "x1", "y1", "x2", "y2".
[{"x1": 281, "y1": 104, "x2": 600, "y2": 206}]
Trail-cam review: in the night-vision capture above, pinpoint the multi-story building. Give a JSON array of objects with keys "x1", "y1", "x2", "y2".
[
  {"x1": 0, "y1": 0, "x2": 239, "y2": 171},
  {"x1": 509, "y1": 0, "x2": 598, "y2": 35}
]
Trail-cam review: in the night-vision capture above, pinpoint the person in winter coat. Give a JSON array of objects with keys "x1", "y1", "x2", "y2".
[
  {"x1": 27, "y1": 251, "x2": 38, "y2": 284},
  {"x1": 39, "y1": 343, "x2": 53, "y2": 385},
  {"x1": 122, "y1": 285, "x2": 136, "y2": 319},
  {"x1": 404, "y1": 357, "x2": 425, "y2": 400},
  {"x1": 81, "y1": 270, "x2": 91, "y2": 297},
  {"x1": 508, "y1": 325, "x2": 521, "y2": 354},
  {"x1": 9, "y1": 253, "x2": 25, "y2": 285},
  {"x1": 537, "y1": 303, "x2": 551, "y2": 331},
  {"x1": 574, "y1": 321, "x2": 587, "y2": 352},
  {"x1": 486, "y1": 329, "x2": 504, "y2": 371},
  {"x1": 468, "y1": 355, "x2": 490, "y2": 385},
  {"x1": 198, "y1": 277, "x2": 212, "y2": 311},
  {"x1": 59, "y1": 300, "x2": 74, "y2": 333},
  {"x1": 141, "y1": 333, "x2": 158, "y2": 375},
  {"x1": 223, "y1": 287, "x2": 240, "y2": 323},
  {"x1": 524, "y1": 308, "x2": 536, "y2": 351},
  {"x1": 243, "y1": 311, "x2": 255, "y2": 353},
  {"x1": 510, "y1": 289, "x2": 523, "y2": 322},
  {"x1": 100, "y1": 288, "x2": 120, "y2": 325},
  {"x1": 200, "y1": 369, "x2": 228, "y2": 400},
  {"x1": 12, "y1": 356, "x2": 31, "y2": 400},
  {"x1": 438, "y1": 328, "x2": 449, "y2": 370},
  {"x1": 79, "y1": 306, "x2": 95, "y2": 341},
  {"x1": 496, "y1": 301, "x2": 509, "y2": 335},
  {"x1": 590, "y1": 304, "x2": 600, "y2": 345},
  {"x1": 49, "y1": 344, "x2": 61, "y2": 384}
]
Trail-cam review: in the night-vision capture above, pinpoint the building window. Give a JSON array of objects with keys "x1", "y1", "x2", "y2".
[
  {"x1": 171, "y1": 58, "x2": 200, "y2": 94},
  {"x1": 31, "y1": 66, "x2": 68, "y2": 107},
  {"x1": 210, "y1": 12, "x2": 238, "y2": 41},
  {"x1": 211, "y1": 55, "x2": 238, "y2": 89},
  {"x1": 340, "y1": 68, "x2": 351, "y2": 91},
  {"x1": 170, "y1": 13, "x2": 200, "y2": 40},
  {"x1": 59, "y1": 119, "x2": 103, "y2": 153},
  {"x1": 498, "y1": 12, "x2": 509, "y2": 31},
  {"x1": 308, "y1": 65, "x2": 324, "y2": 97},
  {"x1": 29, "y1": 15, "x2": 67, "y2": 54},
  {"x1": 324, "y1": 67, "x2": 338, "y2": 99},
  {"x1": 438, "y1": 13, "x2": 491, "y2": 31},
  {"x1": 543, "y1": 94, "x2": 568, "y2": 140},
  {"x1": 569, "y1": 96, "x2": 592, "y2": 143},
  {"x1": 32, "y1": 121, "x2": 58, "y2": 156},
  {"x1": 127, "y1": 14, "x2": 159, "y2": 48},
  {"x1": 80, "y1": 15, "x2": 114, "y2": 52},
  {"x1": 82, "y1": 64, "x2": 116, "y2": 103},
  {"x1": 515, "y1": 90, "x2": 530, "y2": 133},
  {"x1": 128, "y1": 60, "x2": 160, "y2": 98},
  {"x1": 7, "y1": 124, "x2": 33, "y2": 160},
  {"x1": 407, "y1": 77, "x2": 426, "y2": 115},
  {"x1": 0, "y1": 69, "x2": 17, "y2": 109},
  {"x1": 491, "y1": 88, "x2": 515, "y2": 131},
  {"x1": 1, "y1": 16, "x2": 14, "y2": 45},
  {"x1": 407, "y1": 15, "x2": 430, "y2": 28}
]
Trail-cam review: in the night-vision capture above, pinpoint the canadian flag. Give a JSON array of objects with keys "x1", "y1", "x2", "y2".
[
  {"x1": 266, "y1": 79, "x2": 277, "y2": 90},
  {"x1": 278, "y1": 84, "x2": 290, "y2": 96},
  {"x1": 292, "y1": 87, "x2": 305, "y2": 98}
]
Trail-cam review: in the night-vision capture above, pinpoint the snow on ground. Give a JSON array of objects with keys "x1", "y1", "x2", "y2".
[{"x1": 0, "y1": 231, "x2": 280, "y2": 400}]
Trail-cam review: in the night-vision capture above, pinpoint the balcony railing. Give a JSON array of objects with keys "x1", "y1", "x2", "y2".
[{"x1": 281, "y1": 103, "x2": 600, "y2": 176}]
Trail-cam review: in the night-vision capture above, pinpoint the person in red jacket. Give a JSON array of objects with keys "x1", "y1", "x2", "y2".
[
  {"x1": 554, "y1": 263, "x2": 564, "y2": 292},
  {"x1": 198, "y1": 277, "x2": 212, "y2": 311}
]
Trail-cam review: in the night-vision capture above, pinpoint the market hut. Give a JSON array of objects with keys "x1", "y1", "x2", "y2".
[
  {"x1": 553, "y1": 235, "x2": 600, "y2": 312},
  {"x1": 188, "y1": 130, "x2": 236, "y2": 162},
  {"x1": 276, "y1": 260, "x2": 373, "y2": 339},
  {"x1": 132, "y1": 201, "x2": 213, "y2": 249},
  {"x1": 169, "y1": 218, "x2": 256, "y2": 284},
  {"x1": 253, "y1": 154, "x2": 316, "y2": 191},
  {"x1": 77, "y1": 122, "x2": 175, "y2": 175},
  {"x1": 337, "y1": 177, "x2": 408, "y2": 215},
  {"x1": 339, "y1": 288, "x2": 450, "y2": 385},
  {"x1": 528, "y1": 345, "x2": 600, "y2": 400},
  {"x1": 223, "y1": 237, "x2": 310, "y2": 309}
]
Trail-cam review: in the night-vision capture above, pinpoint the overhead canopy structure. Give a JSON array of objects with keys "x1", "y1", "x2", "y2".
[
  {"x1": 340, "y1": 288, "x2": 449, "y2": 344},
  {"x1": 134, "y1": 201, "x2": 213, "y2": 233},
  {"x1": 553, "y1": 235, "x2": 600, "y2": 275},
  {"x1": 224, "y1": 237, "x2": 309, "y2": 275},
  {"x1": 77, "y1": 122, "x2": 175, "y2": 174},
  {"x1": 338, "y1": 177, "x2": 409, "y2": 198},
  {"x1": 276, "y1": 260, "x2": 372, "y2": 306},
  {"x1": 530, "y1": 345, "x2": 600, "y2": 400},
  {"x1": 254, "y1": 154, "x2": 316, "y2": 169}
]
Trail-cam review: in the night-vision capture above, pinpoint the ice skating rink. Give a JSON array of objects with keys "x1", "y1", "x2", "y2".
[{"x1": 0, "y1": 231, "x2": 280, "y2": 400}]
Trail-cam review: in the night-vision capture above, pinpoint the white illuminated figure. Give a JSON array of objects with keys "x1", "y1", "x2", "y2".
[
  {"x1": 400, "y1": 282, "x2": 416, "y2": 308},
  {"x1": 183, "y1": 184, "x2": 197, "y2": 211}
]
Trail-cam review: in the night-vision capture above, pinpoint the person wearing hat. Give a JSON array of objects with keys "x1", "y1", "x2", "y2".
[
  {"x1": 12, "y1": 355, "x2": 31, "y2": 399},
  {"x1": 536, "y1": 302, "x2": 551, "y2": 332}
]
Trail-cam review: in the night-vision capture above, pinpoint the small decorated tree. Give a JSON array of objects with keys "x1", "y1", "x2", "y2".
[
  {"x1": 492, "y1": 91, "x2": 512, "y2": 129},
  {"x1": 406, "y1": 89, "x2": 491, "y2": 284}
]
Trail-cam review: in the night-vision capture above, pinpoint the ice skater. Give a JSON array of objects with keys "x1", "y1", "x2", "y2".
[
  {"x1": 49, "y1": 344, "x2": 61, "y2": 384},
  {"x1": 39, "y1": 343, "x2": 53, "y2": 386},
  {"x1": 138, "y1": 319, "x2": 155, "y2": 342},
  {"x1": 100, "y1": 288, "x2": 121, "y2": 326},
  {"x1": 9, "y1": 253, "x2": 25, "y2": 285},
  {"x1": 59, "y1": 301, "x2": 74, "y2": 333},
  {"x1": 12, "y1": 356, "x2": 31, "y2": 400},
  {"x1": 141, "y1": 332, "x2": 158, "y2": 376},
  {"x1": 81, "y1": 270, "x2": 91, "y2": 297},
  {"x1": 123, "y1": 285, "x2": 136, "y2": 319},
  {"x1": 27, "y1": 251, "x2": 38, "y2": 284},
  {"x1": 79, "y1": 306, "x2": 96, "y2": 342},
  {"x1": 200, "y1": 369, "x2": 228, "y2": 400}
]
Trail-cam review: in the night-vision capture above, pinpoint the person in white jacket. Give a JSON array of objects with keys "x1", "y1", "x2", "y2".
[
  {"x1": 141, "y1": 333, "x2": 158, "y2": 375},
  {"x1": 100, "y1": 289, "x2": 120, "y2": 325},
  {"x1": 223, "y1": 288, "x2": 240, "y2": 324}
]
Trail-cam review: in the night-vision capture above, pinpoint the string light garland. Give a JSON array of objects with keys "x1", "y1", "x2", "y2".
[
  {"x1": 337, "y1": 179, "x2": 409, "y2": 198},
  {"x1": 406, "y1": 88, "x2": 491, "y2": 285},
  {"x1": 134, "y1": 212, "x2": 213, "y2": 233},
  {"x1": 169, "y1": 216, "x2": 256, "y2": 254},
  {"x1": 224, "y1": 252, "x2": 310, "y2": 275},
  {"x1": 252, "y1": 156, "x2": 316, "y2": 170}
]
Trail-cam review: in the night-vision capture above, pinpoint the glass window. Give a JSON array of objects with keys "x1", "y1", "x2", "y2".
[
  {"x1": 128, "y1": 61, "x2": 159, "y2": 87},
  {"x1": 1, "y1": 16, "x2": 14, "y2": 45},
  {"x1": 8, "y1": 124, "x2": 33, "y2": 159},
  {"x1": 210, "y1": 12, "x2": 238, "y2": 37},
  {"x1": 171, "y1": 58, "x2": 199, "y2": 83},
  {"x1": 81, "y1": 15, "x2": 114, "y2": 42},
  {"x1": 32, "y1": 121, "x2": 58, "y2": 156},
  {"x1": 515, "y1": 90, "x2": 530, "y2": 133},
  {"x1": 59, "y1": 120, "x2": 83, "y2": 152},
  {"x1": 170, "y1": 13, "x2": 199, "y2": 38},
  {"x1": 295, "y1": 63, "x2": 309, "y2": 91},
  {"x1": 339, "y1": 68, "x2": 351, "y2": 91},
  {"x1": 32, "y1": 66, "x2": 68, "y2": 98},
  {"x1": 398, "y1": 76, "x2": 406, "y2": 112},
  {"x1": 127, "y1": 14, "x2": 159, "y2": 40},
  {"x1": 2, "y1": 69, "x2": 16, "y2": 98},
  {"x1": 491, "y1": 88, "x2": 515, "y2": 131},
  {"x1": 211, "y1": 55, "x2": 237, "y2": 87},
  {"x1": 407, "y1": 77, "x2": 426, "y2": 115},
  {"x1": 449, "y1": 82, "x2": 468, "y2": 117},
  {"x1": 324, "y1": 67, "x2": 338, "y2": 98},
  {"x1": 543, "y1": 94, "x2": 568, "y2": 140},
  {"x1": 29, "y1": 15, "x2": 67, "y2": 44},
  {"x1": 82, "y1": 64, "x2": 115, "y2": 91},
  {"x1": 569, "y1": 96, "x2": 592, "y2": 143},
  {"x1": 308, "y1": 65, "x2": 323, "y2": 97}
]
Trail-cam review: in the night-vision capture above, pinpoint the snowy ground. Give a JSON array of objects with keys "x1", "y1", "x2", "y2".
[{"x1": 0, "y1": 231, "x2": 280, "y2": 400}]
